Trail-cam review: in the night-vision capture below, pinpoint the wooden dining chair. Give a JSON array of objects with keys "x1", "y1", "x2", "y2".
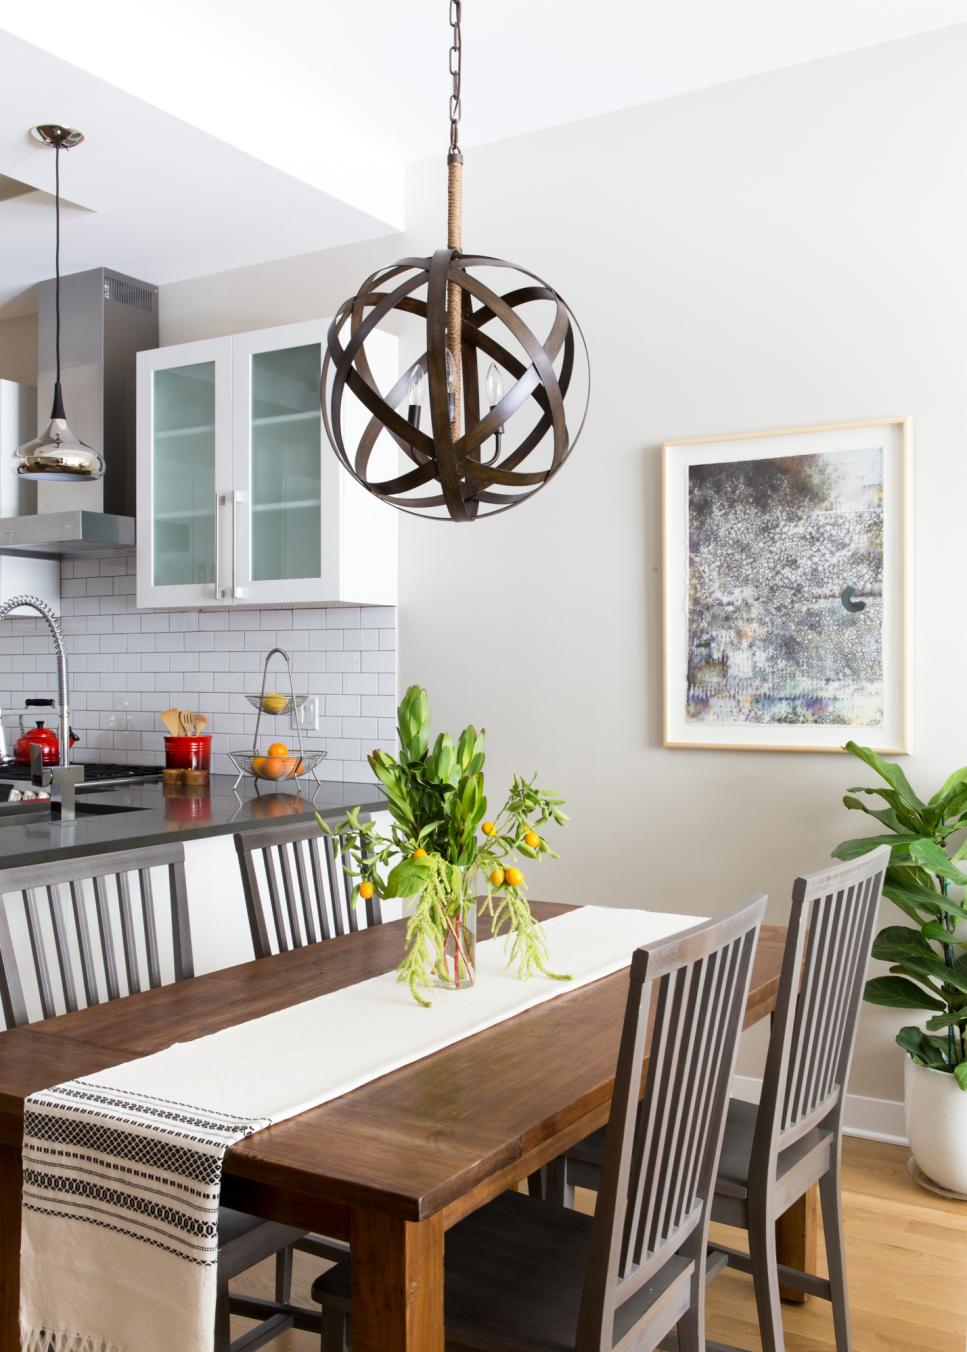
[
  {"x1": 234, "y1": 813, "x2": 379, "y2": 958},
  {"x1": 0, "y1": 842, "x2": 315, "y2": 1352},
  {"x1": 544, "y1": 846, "x2": 889, "y2": 1352},
  {"x1": 312, "y1": 893, "x2": 767, "y2": 1352}
]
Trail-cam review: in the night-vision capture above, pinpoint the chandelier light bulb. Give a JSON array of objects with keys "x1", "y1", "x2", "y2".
[
  {"x1": 485, "y1": 362, "x2": 504, "y2": 408},
  {"x1": 408, "y1": 366, "x2": 427, "y2": 407}
]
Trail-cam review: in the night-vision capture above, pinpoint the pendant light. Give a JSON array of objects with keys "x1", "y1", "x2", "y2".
[
  {"x1": 322, "y1": 1, "x2": 589, "y2": 522},
  {"x1": 14, "y1": 125, "x2": 104, "y2": 482}
]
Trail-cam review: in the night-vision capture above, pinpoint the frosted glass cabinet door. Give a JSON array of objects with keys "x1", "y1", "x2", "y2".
[
  {"x1": 232, "y1": 321, "x2": 340, "y2": 604},
  {"x1": 152, "y1": 361, "x2": 216, "y2": 586},
  {"x1": 137, "y1": 337, "x2": 233, "y2": 608}
]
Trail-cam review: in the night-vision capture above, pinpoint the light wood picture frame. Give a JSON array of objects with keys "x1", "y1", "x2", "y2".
[{"x1": 662, "y1": 418, "x2": 911, "y2": 753}]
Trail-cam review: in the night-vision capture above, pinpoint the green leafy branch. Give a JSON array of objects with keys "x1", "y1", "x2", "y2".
[
  {"x1": 836, "y1": 741, "x2": 967, "y2": 1088},
  {"x1": 319, "y1": 686, "x2": 571, "y2": 1005}
]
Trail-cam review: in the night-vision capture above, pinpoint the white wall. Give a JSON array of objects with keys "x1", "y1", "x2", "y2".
[{"x1": 159, "y1": 25, "x2": 967, "y2": 1105}]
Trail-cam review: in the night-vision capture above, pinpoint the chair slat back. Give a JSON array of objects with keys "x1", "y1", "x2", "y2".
[
  {"x1": 0, "y1": 843, "x2": 193, "y2": 1029},
  {"x1": 234, "y1": 815, "x2": 380, "y2": 958},
  {"x1": 577, "y1": 895, "x2": 766, "y2": 1350},
  {"x1": 758, "y1": 846, "x2": 887, "y2": 1152}
]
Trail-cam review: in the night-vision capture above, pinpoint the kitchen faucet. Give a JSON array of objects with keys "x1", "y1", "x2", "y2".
[{"x1": 0, "y1": 593, "x2": 83, "y2": 819}]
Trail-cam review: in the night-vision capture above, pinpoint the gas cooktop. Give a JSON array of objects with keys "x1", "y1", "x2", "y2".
[{"x1": 0, "y1": 761, "x2": 163, "y2": 787}]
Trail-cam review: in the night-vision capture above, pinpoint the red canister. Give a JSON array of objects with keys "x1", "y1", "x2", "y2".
[{"x1": 163, "y1": 735, "x2": 212, "y2": 772}]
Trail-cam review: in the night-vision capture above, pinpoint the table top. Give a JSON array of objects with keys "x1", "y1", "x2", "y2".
[{"x1": 0, "y1": 904, "x2": 786, "y2": 1222}]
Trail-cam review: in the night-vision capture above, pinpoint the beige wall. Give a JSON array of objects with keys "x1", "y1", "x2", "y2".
[
  {"x1": 0, "y1": 313, "x2": 38, "y2": 387},
  {"x1": 160, "y1": 26, "x2": 967, "y2": 1105}
]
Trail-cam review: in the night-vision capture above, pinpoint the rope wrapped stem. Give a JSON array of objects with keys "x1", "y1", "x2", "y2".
[{"x1": 447, "y1": 151, "x2": 463, "y2": 436}]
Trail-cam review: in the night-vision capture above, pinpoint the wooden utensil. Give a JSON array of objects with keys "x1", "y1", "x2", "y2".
[
  {"x1": 193, "y1": 713, "x2": 209, "y2": 734},
  {"x1": 161, "y1": 708, "x2": 182, "y2": 736},
  {"x1": 179, "y1": 710, "x2": 196, "y2": 736}
]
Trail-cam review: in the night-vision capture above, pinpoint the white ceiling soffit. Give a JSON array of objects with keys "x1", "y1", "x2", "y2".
[
  {"x1": 0, "y1": 29, "x2": 403, "y2": 314},
  {"x1": 3, "y1": 0, "x2": 967, "y2": 169}
]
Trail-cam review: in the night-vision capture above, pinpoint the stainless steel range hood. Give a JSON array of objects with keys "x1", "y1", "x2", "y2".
[{"x1": 0, "y1": 267, "x2": 157, "y2": 559}]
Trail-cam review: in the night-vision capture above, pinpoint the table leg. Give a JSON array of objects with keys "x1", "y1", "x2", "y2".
[
  {"x1": 350, "y1": 1207, "x2": 444, "y2": 1352},
  {"x1": 0, "y1": 1143, "x2": 22, "y2": 1347},
  {"x1": 777, "y1": 1184, "x2": 819, "y2": 1303}
]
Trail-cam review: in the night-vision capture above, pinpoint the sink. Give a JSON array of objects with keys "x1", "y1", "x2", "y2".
[{"x1": 51, "y1": 798, "x2": 142, "y2": 820}]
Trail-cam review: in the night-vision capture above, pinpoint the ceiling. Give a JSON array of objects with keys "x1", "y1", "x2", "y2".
[{"x1": 2, "y1": 0, "x2": 967, "y2": 315}]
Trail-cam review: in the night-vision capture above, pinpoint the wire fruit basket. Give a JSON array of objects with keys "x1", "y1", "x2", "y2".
[{"x1": 229, "y1": 647, "x2": 326, "y2": 790}]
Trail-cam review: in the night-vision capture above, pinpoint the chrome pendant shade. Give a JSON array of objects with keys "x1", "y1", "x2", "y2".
[
  {"x1": 14, "y1": 124, "x2": 104, "y2": 482},
  {"x1": 322, "y1": 2, "x2": 589, "y2": 522}
]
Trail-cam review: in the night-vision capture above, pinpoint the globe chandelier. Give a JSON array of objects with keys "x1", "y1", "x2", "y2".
[{"x1": 322, "y1": 1, "x2": 590, "y2": 522}]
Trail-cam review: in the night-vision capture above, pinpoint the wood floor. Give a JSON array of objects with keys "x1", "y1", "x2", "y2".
[{"x1": 231, "y1": 1137, "x2": 967, "y2": 1351}]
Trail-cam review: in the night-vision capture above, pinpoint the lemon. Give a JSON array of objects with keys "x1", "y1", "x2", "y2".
[
  {"x1": 482, "y1": 821, "x2": 496, "y2": 836},
  {"x1": 490, "y1": 866, "x2": 505, "y2": 887},
  {"x1": 261, "y1": 692, "x2": 287, "y2": 714}
]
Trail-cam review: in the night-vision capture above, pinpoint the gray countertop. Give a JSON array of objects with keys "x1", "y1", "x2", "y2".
[{"x1": 0, "y1": 775, "x2": 387, "y2": 870}]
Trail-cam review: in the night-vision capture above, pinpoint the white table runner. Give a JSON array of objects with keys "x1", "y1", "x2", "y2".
[{"x1": 20, "y1": 904, "x2": 703, "y2": 1352}]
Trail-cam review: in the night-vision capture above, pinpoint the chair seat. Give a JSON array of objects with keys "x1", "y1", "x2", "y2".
[
  {"x1": 313, "y1": 1191, "x2": 692, "y2": 1352},
  {"x1": 218, "y1": 1207, "x2": 305, "y2": 1280},
  {"x1": 566, "y1": 1126, "x2": 607, "y2": 1168},
  {"x1": 714, "y1": 1098, "x2": 832, "y2": 1202}
]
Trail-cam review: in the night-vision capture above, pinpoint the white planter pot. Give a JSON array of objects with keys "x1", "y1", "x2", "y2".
[{"x1": 905, "y1": 1057, "x2": 967, "y2": 1195}]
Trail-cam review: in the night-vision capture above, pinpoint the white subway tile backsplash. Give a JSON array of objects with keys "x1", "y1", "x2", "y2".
[
  {"x1": 0, "y1": 552, "x2": 395, "y2": 784},
  {"x1": 343, "y1": 629, "x2": 379, "y2": 651}
]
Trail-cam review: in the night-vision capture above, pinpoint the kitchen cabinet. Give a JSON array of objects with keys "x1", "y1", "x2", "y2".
[{"x1": 136, "y1": 320, "x2": 397, "y2": 609}]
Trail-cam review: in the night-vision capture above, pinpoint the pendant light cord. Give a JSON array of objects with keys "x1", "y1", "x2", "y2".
[
  {"x1": 446, "y1": 0, "x2": 464, "y2": 434},
  {"x1": 49, "y1": 138, "x2": 65, "y2": 421},
  {"x1": 54, "y1": 140, "x2": 61, "y2": 391}
]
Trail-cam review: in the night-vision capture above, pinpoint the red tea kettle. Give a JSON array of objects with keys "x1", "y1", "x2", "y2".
[{"x1": 13, "y1": 699, "x2": 78, "y2": 767}]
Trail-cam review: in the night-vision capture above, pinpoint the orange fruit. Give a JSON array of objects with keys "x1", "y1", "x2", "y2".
[
  {"x1": 482, "y1": 821, "x2": 496, "y2": 836},
  {"x1": 412, "y1": 847, "x2": 428, "y2": 858},
  {"x1": 490, "y1": 866, "x2": 505, "y2": 887},
  {"x1": 261, "y1": 756, "x2": 287, "y2": 781},
  {"x1": 267, "y1": 741, "x2": 289, "y2": 758},
  {"x1": 358, "y1": 881, "x2": 374, "y2": 900},
  {"x1": 524, "y1": 830, "x2": 540, "y2": 849},
  {"x1": 505, "y1": 866, "x2": 524, "y2": 888},
  {"x1": 250, "y1": 756, "x2": 267, "y2": 775}
]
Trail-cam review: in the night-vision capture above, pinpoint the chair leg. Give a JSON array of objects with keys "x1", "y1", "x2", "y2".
[
  {"x1": 545, "y1": 1156, "x2": 575, "y2": 1208},
  {"x1": 214, "y1": 1271, "x2": 232, "y2": 1352},
  {"x1": 676, "y1": 1270, "x2": 705, "y2": 1352},
  {"x1": 321, "y1": 1307, "x2": 349, "y2": 1352},
  {"x1": 747, "y1": 1200, "x2": 785, "y2": 1352},
  {"x1": 275, "y1": 1244, "x2": 294, "y2": 1304},
  {"x1": 526, "y1": 1167, "x2": 544, "y2": 1199},
  {"x1": 819, "y1": 1161, "x2": 852, "y2": 1351}
]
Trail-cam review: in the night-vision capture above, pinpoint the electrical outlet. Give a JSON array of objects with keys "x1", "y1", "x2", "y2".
[{"x1": 291, "y1": 695, "x2": 319, "y2": 733}]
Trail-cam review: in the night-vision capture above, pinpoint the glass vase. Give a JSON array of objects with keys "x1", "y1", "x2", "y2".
[{"x1": 433, "y1": 868, "x2": 477, "y2": 991}]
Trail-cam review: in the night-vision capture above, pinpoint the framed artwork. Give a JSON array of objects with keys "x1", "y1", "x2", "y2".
[{"x1": 662, "y1": 418, "x2": 911, "y2": 753}]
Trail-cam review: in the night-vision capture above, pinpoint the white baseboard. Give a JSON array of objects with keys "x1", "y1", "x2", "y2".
[{"x1": 732, "y1": 1075, "x2": 907, "y2": 1147}]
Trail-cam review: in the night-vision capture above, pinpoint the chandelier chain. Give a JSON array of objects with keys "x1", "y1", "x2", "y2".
[{"x1": 449, "y1": 0, "x2": 462, "y2": 153}]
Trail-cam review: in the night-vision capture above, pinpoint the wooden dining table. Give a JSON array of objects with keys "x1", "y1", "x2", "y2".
[{"x1": 0, "y1": 902, "x2": 799, "y2": 1352}]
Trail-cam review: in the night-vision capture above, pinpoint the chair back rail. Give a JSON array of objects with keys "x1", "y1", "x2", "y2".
[
  {"x1": 0, "y1": 842, "x2": 192, "y2": 1029},
  {"x1": 755, "y1": 846, "x2": 889, "y2": 1166},
  {"x1": 234, "y1": 815, "x2": 379, "y2": 958},
  {"x1": 576, "y1": 893, "x2": 767, "y2": 1351}
]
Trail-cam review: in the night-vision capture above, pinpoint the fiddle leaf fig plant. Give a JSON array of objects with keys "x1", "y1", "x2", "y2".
[
  {"x1": 320, "y1": 685, "x2": 570, "y2": 1006},
  {"x1": 834, "y1": 741, "x2": 967, "y2": 1089}
]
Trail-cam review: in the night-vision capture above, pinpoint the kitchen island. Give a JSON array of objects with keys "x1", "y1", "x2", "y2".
[{"x1": 0, "y1": 774, "x2": 389, "y2": 973}]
